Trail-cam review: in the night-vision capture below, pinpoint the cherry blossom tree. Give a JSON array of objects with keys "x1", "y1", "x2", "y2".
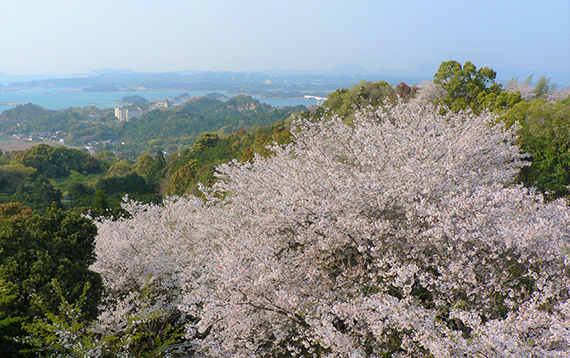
[
  {"x1": 505, "y1": 78, "x2": 536, "y2": 101},
  {"x1": 506, "y1": 77, "x2": 570, "y2": 102},
  {"x1": 91, "y1": 196, "x2": 217, "y2": 355},
  {"x1": 547, "y1": 87, "x2": 570, "y2": 102},
  {"x1": 415, "y1": 81, "x2": 446, "y2": 102},
  {"x1": 93, "y1": 99, "x2": 570, "y2": 357}
]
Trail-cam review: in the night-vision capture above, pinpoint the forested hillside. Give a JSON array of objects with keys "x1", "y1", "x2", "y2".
[
  {"x1": 0, "y1": 95, "x2": 304, "y2": 158},
  {"x1": 1, "y1": 61, "x2": 570, "y2": 357},
  {"x1": 118, "y1": 95, "x2": 303, "y2": 156}
]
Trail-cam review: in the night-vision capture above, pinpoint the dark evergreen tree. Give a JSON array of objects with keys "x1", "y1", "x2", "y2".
[{"x1": 92, "y1": 188, "x2": 110, "y2": 217}]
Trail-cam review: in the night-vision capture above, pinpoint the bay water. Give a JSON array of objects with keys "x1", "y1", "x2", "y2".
[{"x1": 0, "y1": 87, "x2": 320, "y2": 114}]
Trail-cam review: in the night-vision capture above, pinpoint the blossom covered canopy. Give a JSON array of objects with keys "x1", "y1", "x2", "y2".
[{"x1": 94, "y1": 99, "x2": 570, "y2": 357}]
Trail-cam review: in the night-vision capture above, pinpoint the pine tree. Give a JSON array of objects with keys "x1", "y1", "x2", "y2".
[{"x1": 91, "y1": 188, "x2": 109, "y2": 217}]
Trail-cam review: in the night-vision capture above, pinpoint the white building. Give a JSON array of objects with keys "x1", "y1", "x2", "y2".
[{"x1": 115, "y1": 107, "x2": 147, "y2": 121}]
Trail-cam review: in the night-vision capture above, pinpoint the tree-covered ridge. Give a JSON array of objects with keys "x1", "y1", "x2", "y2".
[
  {"x1": 0, "y1": 123, "x2": 294, "y2": 215},
  {"x1": 13, "y1": 144, "x2": 101, "y2": 178},
  {"x1": 118, "y1": 95, "x2": 302, "y2": 156},
  {"x1": 0, "y1": 103, "x2": 55, "y2": 124}
]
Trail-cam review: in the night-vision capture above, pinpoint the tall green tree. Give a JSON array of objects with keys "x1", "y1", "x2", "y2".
[
  {"x1": 534, "y1": 75, "x2": 551, "y2": 98},
  {"x1": 92, "y1": 188, "x2": 110, "y2": 217},
  {"x1": 66, "y1": 182, "x2": 95, "y2": 209},
  {"x1": 136, "y1": 153, "x2": 156, "y2": 180},
  {"x1": 433, "y1": 60, "x2": 500, "y2": 112},
  {"x1": 151, "y1": 150, "x2": 167, "y2": 183}
]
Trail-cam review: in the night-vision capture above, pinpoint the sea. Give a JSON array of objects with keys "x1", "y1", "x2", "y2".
[{"x1": 0, "y1": 87, "x2": 321, "y2": 114}]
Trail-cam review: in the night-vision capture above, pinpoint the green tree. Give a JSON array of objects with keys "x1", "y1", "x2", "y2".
[
  {"x1": 321, "y1": 81, "x2": 395, "y2": 122},
  {"x1": 21, "y1": 281, "x2": 107, "y2": 357},
  {"x1": 0, "y1": 164, "x2": 37, "y2": 194},
  {"x1": 95, "y1": 150, "x2": 117, "y2": 171},
  {"x1": 433, "y1": 60, "x2": 499, "y2": 112},
  {"x1": 503, "y1": 98, "x2": 570, "y2": 199},
  {"x1": 150, "y1": 150, "x2": 167, "y2": 183},
  {"x1": 534, "y1": 75, "x2": 551, "y2": 98},
  {"x1": 14, "y1": 144, "x2": 101, "y2": 178},
  {"x1": 23, "y1": 281, "x2": 186, "y2": 357},
  {"x1": 14, "y1": 175, "x2": 62, "y2": 213},
  {"x1": 136, "y1": 153, "x2": 156, "y2": 180},
  {"x1": 477, "y1": 90, "x2": 523, "y2": 113},
  {"x1": 0, "y1": 202, "x2": 33, "y2": 223},
  {"x1": 0, "y1": 207, "x2": 102, "y2": 357},
  {"x1": 106, "y1": 159, "x2": 133, "y2": 177},
  {"x1": 167, "y1": 161, "x2": 197, "y2": 196},
  {"x1": 92, "y1": 188, "x2": 110, "y2": 217},
  {"x1": 66, "y1": 182, "x2": 95, "y2": 210},
  {"x1": 193, "y1": 132, "x2": 221, "y2": 150},
  {"x1": 98, "y1": 173, "x2": 160, "y2": 208}
]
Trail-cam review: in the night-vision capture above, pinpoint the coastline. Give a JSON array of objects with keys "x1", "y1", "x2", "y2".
[{"x1": 0, "y1": 87, "x2": 320, "y2": 114}]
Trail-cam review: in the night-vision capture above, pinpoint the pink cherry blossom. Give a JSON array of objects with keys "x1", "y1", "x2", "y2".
[{"x1": 93, "y1": 99, "x2": 570, "y2": 357}]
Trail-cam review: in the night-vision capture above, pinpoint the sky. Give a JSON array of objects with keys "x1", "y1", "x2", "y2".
[{"x1": 0, "y1": 0, "x2": 569, "y2": 76}]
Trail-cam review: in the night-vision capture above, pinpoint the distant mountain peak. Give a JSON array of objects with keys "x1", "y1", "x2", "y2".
[{"x1": 85, "y1": 68, "x2": 137, "y2": 76}]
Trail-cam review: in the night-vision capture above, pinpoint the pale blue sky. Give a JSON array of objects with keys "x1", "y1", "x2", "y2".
[{"x1": 1, "y1": 0, "x2": 568, "y2": 75}]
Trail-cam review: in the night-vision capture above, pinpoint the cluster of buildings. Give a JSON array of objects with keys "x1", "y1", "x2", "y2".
[
  {"x1": 84, "y1": 139, "x2": 121, "y2": 155},
  {"x1": 12, "y1": 131, "x2": 67, "y2": 143}
]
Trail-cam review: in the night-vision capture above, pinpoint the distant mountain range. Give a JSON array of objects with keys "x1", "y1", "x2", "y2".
[
  {"x1": 1, "y1": 63, "x2": 568, "y2": 88},
  {"x1": 84, "y1": 67, "x2": 139, "y2": 76}
]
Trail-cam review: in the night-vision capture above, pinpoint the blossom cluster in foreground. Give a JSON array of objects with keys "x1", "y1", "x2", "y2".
[{"x1": 94, "y1": 99, "x2": 570, "y2": 357}]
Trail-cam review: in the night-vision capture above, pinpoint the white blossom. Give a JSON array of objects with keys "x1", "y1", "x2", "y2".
[
  {"x1": 93, "y1": 100, "x2": 570, "y2": 357},
  {"x1": 505, "y1": 79, "x2": 535, "y2": 101}
]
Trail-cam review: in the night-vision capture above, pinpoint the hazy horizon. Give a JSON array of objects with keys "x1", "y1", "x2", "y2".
[
  {"x1": 2, "y1": 62, "x2": 569, "y2": 89},
  {"x1": 1, "y1": 62, "x2": 568, "y2": 78},
  {"x1": 1, "y1": 0, "x2": 568, "y2": 77}
]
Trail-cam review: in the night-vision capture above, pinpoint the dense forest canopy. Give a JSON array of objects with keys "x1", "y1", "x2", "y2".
[{"x1": 0, "y1": 61, "x2": 569, "y2": 357}]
